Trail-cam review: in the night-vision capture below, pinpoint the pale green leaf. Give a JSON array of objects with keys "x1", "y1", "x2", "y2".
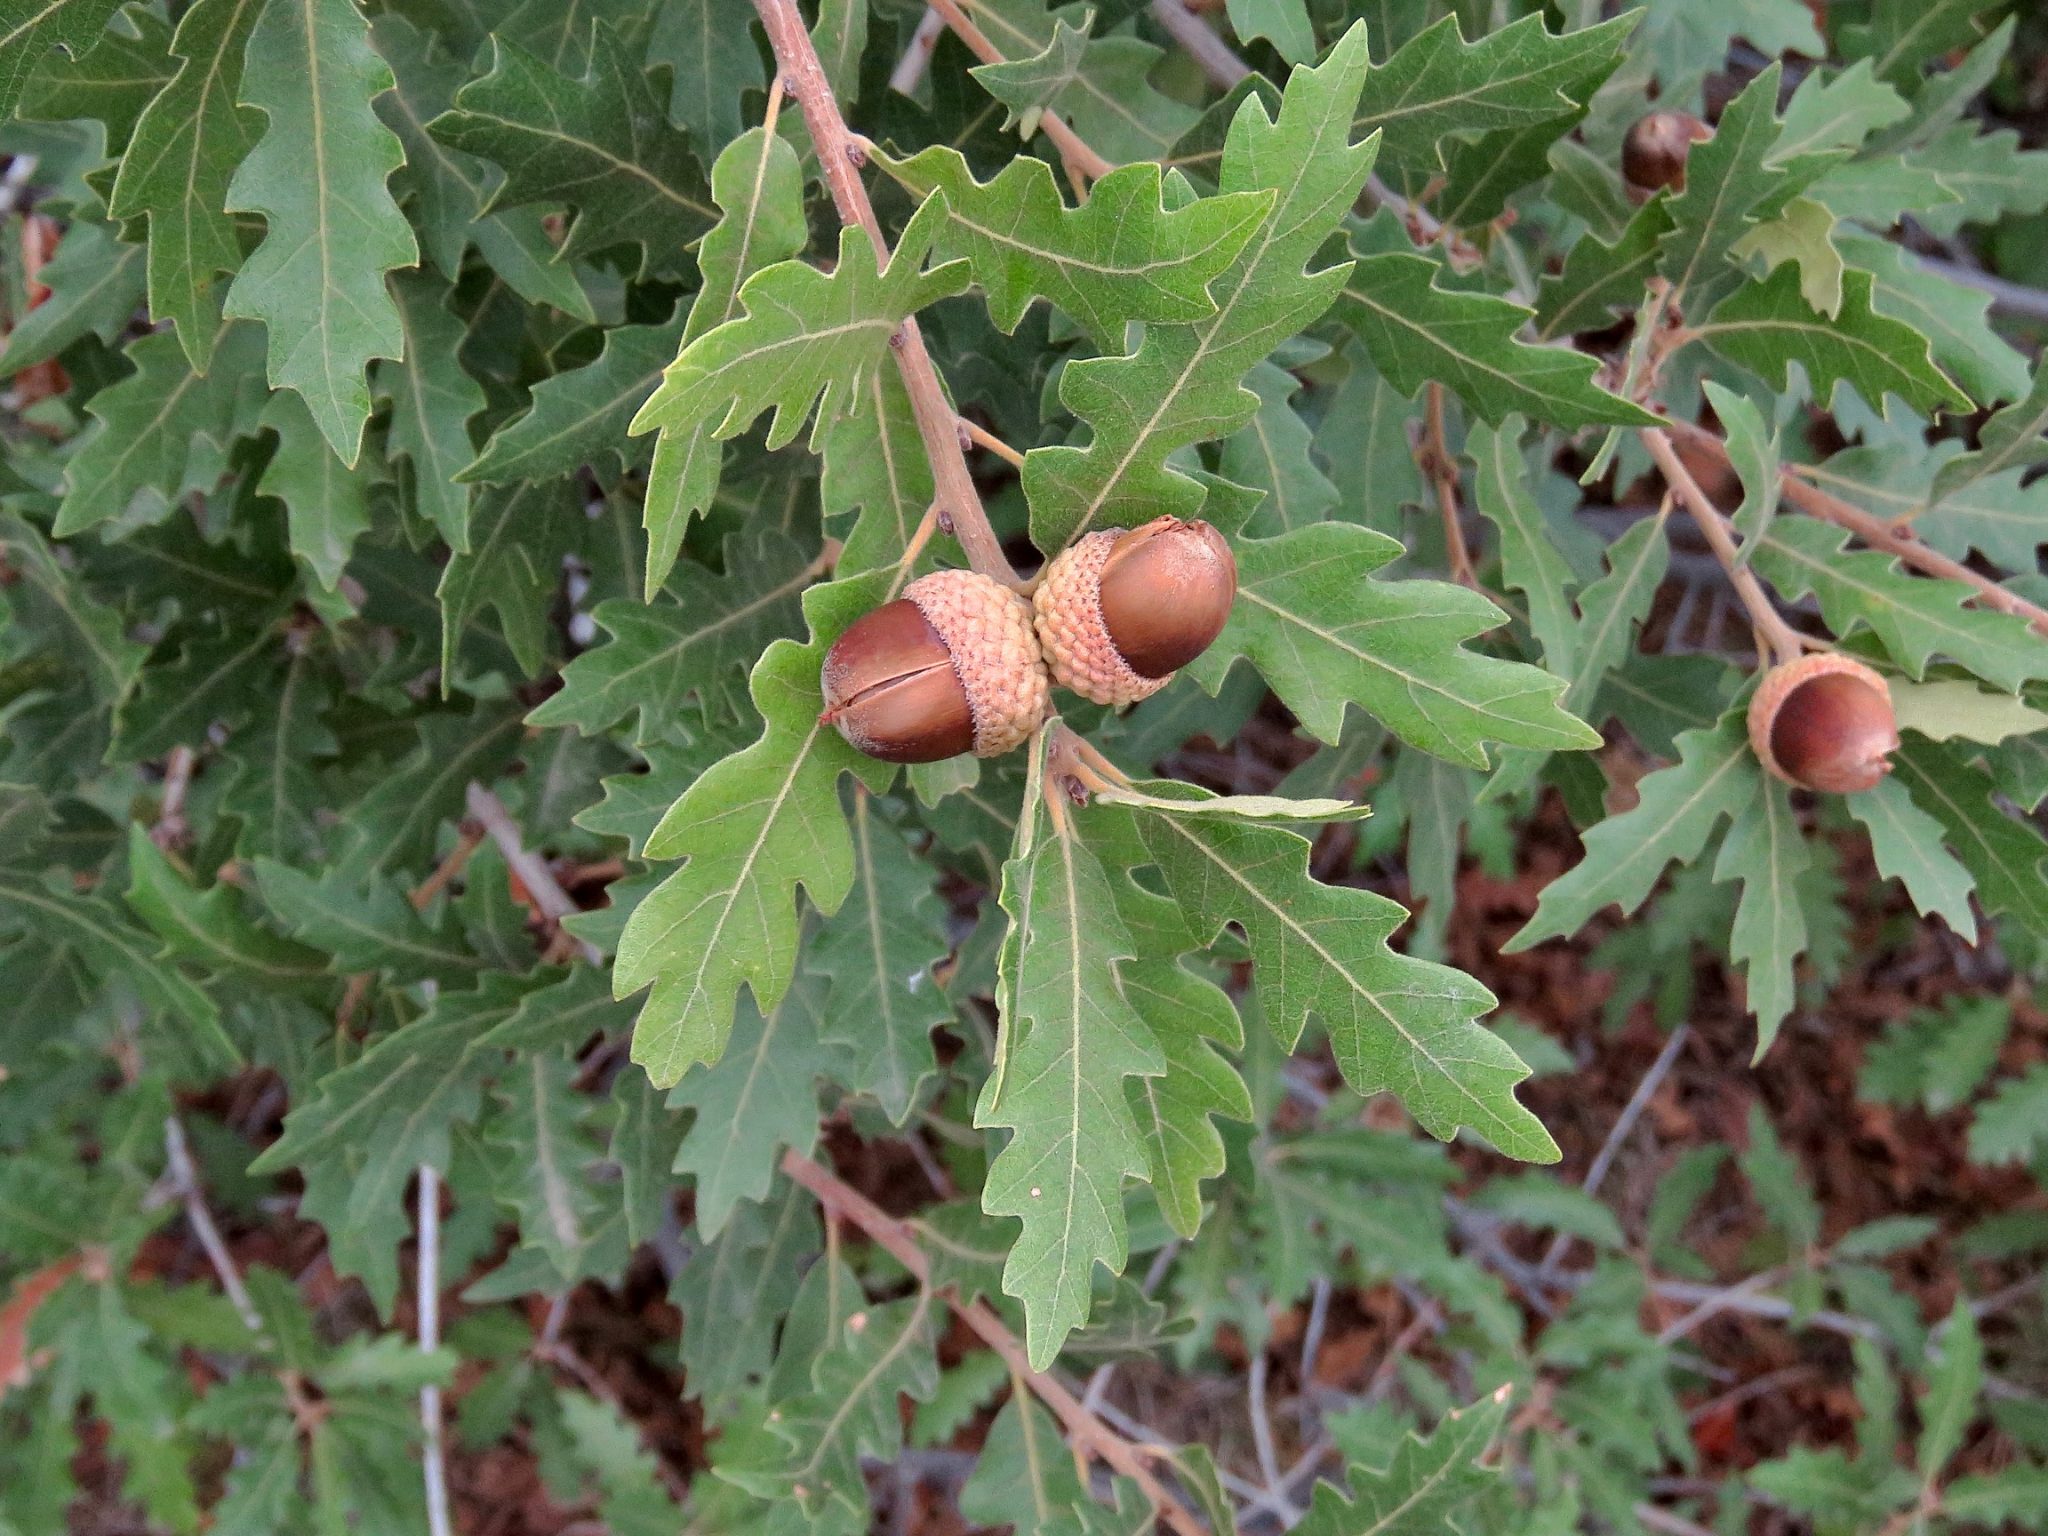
[
  {"x1": 1713, "y1": 775, "x2": 1813, "y2": 1054},
  {"x1": 1469, "y1": 416, "x2": 1579, "y2": 669},
  {"x1": 1847, "y1": 775, "x2": 1978, "y2": 941}
]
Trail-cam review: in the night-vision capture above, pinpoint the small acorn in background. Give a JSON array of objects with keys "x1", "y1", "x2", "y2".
[
  {"x1": 1033, "y1": 517, "x2": 1237, "y2": 707},
  {"x1": 1747, "y1": 653, "x2": 1900, "y2": 794},
  {"x1": 1623, "y1": 110, "x2": 1713, "y2": 194},
  {"x1": 821, "y1": 569, "x2": 1050, "y2": 763}
]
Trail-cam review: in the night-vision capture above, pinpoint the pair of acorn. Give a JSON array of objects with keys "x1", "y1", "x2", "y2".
[{"x1": 820, "y1": 518, "x2": 1237, "y2": 763}]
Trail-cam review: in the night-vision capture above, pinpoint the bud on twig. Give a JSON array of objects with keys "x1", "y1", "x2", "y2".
[
  {"x1": 821, "y1": 570, "x2": 1050, "y2": 762},
  {"x1": 1033, "y1": 518, "x2": 1237, "y2": 706},
  {"x1": 1747, "y1": 653, "x2": 1899, "y2": 795}
]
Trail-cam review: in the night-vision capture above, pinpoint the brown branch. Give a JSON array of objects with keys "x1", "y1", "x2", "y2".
[
  {"x1": 922, "y1": 0, "x2": 1116, "y2": 184},
  {"x1": 751, "y1": 0, "x2": 1023, "y2": 587},
  {"x1": 1665, "y1": 418, "x2": 2048, "y2": 639},
  {"x1": 780, "y1": 1149, "x2": 1211, "y2": 1536},
  {"x1": 408, "y1": 823, "x2": 486, "y2": 911},
  {"x1": 1421, "y1": 382, "x2": 1480, "y2": 590},
  {"x1": 1640, "y1": 427, "x2": 1807, "y2": 666}
]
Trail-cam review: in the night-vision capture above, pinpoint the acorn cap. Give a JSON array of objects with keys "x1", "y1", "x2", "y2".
[
  {"x1": 1747, "y1": 653, "x2": 1900, "y2": 795},
  {"x1": 1622, "y1": 110, "x2": 1713, "y2": 193},
  {"x1": 903, "y1": 568, "x2": 1051, "y2": 757},
  {"x1": 820, "y1": 598, "x2": 978, "y2": 763},
  {"x1": 1033, "y1": 517, "x2": 1237, "y2": 707}
]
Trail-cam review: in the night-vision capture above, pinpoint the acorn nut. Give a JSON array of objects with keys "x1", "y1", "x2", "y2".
[
  {"x1": 1746, "y1": 653, "x2": 1900, "y2": 795},
  {"x1": 1623, "y1": 111, "x2": 1712, "y2": 194},
  {"x1": 820, "y1": 568, "x2": 1050, "y2": 763},
  {"x1": 1033, "y1": 517, "x2": 1237, "y2": 707}
]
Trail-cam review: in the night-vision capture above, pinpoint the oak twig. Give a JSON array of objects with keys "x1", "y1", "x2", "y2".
[
  {"x1": 465, "y1": 782, "x2": 603, "y2": 964},
  {"x1": 1663, "y1": 419, "x2": 2048, "y2": 639},
  {"x1": 780, "y1": 1149, "x2": 1211, "y2": 1536},
  {"x1": 922, "y1": 0, "x2": 1116, "y2": 184},
  {"x1": 1421, "y1": 383, "x2": 1480, "y2": 590},
  {"x1": 1783, "y1": 469, "x2": 2048, "y2": 638},
  {"x1": 1640, "y1": 428, "x2": 1808, "y2": 666},
  {"x1": 417, "y1": 1165, "x2": 454, "y2": 1536},
  {"x1": 163, "y1": 1115, "x2": 263, "y2": 1336},
  {"x1": 752, "y1": 0, "x2": 1024, "y2": 588}
]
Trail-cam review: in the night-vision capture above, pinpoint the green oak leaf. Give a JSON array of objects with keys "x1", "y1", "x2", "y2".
[
  {"x1": 1295, "y1": 1389, "x2": 1509, "y2": 1534},
  {"x1": 669, "y1": 969, "x2": 845, "y2": 1237},
  {"x1": 254, "y1": 390, "x2": 372, "y2": 591},
  {"x1": 373, "y1": 271, "x2": 484, "y2": 552},
  {"x1": 978, "y1": 730, "x2": 1165, "y2": 1368},
  {"x1": 223, "y1": 0, "x2": 418, "y2": 462},
  {"x1": 52, "y1": 323, "x2": 263, "y2": 539},
  {"x1": 1338, "y1": 248, "x2": 1655, "y2": 429},
  {"x1": 0, "y1": 211, "x2": 145, "y2": 374},
  {"x1": 1183, "y1": 520, "x2": 1602, "y2": 766},
  {"x1": 810, "y1": 792, "x2": 952, "y2": 1126},
  {"x1": 1713, "y1": 775, "x2": 1814, "y2": 1055},
  {"x1": 1022, "y1": 22, "x2": 1378, "y2": 551},
  {"x1": 1509, "y1": 712, "x2": 1760, "y2": 951},
  {"x1": 526, "y1": 529, "x2": 815, "y2": 745},
  {"x1": 16, "y1": 7, "x2": 173, "y2": 157},
  {"x1": 250, "y1": 968, "x2": 628, "y2": 1313},
  {"x1": 876, "y1": 145, "x2": 1272, "y2": 349},
  {"x1": 104, "y1": 0, "x2": 264, "y2": 369},
  {"x1": 428, "y1": 22, "x2": 716, "y2": 279},
  {"x1": 370, "y1": 10, "x2": 596, "y2": 321},
  {"x1": 1354, "y1": 11, "x2": 1636, "y2": 175},
  {"x1": 1892, "y1": 736, "x2": 2048, "y2": 940},
  {"x1": 0, "y1": 0, "x2": 126, "y2": 123},
  {"x1": 1117, "y1": 786, "x2": 1556, "y2": 1164},
  {"x1": 1698, "y1": 266, "x2": 1967, "y2": 419},
  {"x1": 613, "y1": 569, "x2": 901, "y2": 1088}
]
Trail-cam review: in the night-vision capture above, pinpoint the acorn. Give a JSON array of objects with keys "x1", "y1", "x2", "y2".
[
  {"x1": 820, "y1": 569, "x2": 1050, "y2": 763},
  {"x1": 1622, "y1": 111, "x2": 1713, "y2": 194},
  {"x1": 1032, "y1": 517, "x2": 1237, "y2": 707},
  {"x1": 1746, "y1": 653, "x2": 1899, "y2": 795}
]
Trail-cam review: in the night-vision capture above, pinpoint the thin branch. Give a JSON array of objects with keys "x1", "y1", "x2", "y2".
[
  {"x1": 922, "y1": 0, "x2": 1117, "y2": 184},
  {"x1": 1666, "y1": 418, "x2": 2048, "y2": 639},
  {"x1": 890, "y1": 5, "x2": 948, "y2": 95},
  {"x1": 1781, "y1": 467, "x2": 2048, "y2": 638},
  {"x1": 1640, "y1": 427, "x2": 1807, "y2": 666},
  {"x1": 959, "y1": 414, "x2": 1027, "y2": 469},
  {"x1": 417, "y1": 1165, "x2": 454, "y2": 1536},
  {"x1": 151, "y1": 746, "x2": 198, "y2": 851},
  {"x1": 1532, "y1": 1024, "x2": 1690, "y2": 1289},
  {"x1": 408, "y1": 821, "x2": 486, "y2": 912},
  {"x1": 464, "y1": 782, "x2": 603, "y2": 965},
  {"x1": 1246, "y1": 1349, "x2": 1284, "y2": 1500},
  {"x1": 752, "y1": 0, "x2": 1024, "y2": 588},
  {"x1": 1421, "y1": 382, "x2": 1480, "y2": 590},
  {"x1": 162, "y1": 1115, "x2": 262, "y2": 1335},
  {"x1": 1912, "y1": 252, "x2": 2048, "y2": 325},
  {"x1": 781, "y1": 1149, "x2": 1211, "y2": 1536}
]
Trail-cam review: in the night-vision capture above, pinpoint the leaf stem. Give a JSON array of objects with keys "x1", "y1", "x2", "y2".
[
  {"x1": 780, "y1": 1149, "x2": 1211, "y2": 1536},
  {"x1": 958, "y1": 415, "x2": 1027, "y2": 468},
  {"x1": 921, "y1": 0, "x2": 1116, "y2": 184},
  {"x1": 1666, "y1": 419, "x2": 2048, "y2": 639},
  {"x1": 1640, "y1": 427, "x2": 1807, "y2": 666},
  {"x1": 750, "y1": 0, "x2": 1023, "y2": 588}
]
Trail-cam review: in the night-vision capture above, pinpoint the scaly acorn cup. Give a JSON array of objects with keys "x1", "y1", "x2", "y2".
[
  {"x1": 820, "y1": 569, "x2": 1050, "y2": 763},
  {"x1": 1032, "y1": 517, "x2": 1237, "y2": 707},
  {"x1": 1622, "y1": 110, "x2": 1713, "y2": 194},
  {"x1": 1747, "y1": 653, "x2": 1900, "y2": 795}
]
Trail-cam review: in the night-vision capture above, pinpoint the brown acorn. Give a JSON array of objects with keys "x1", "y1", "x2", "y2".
[
  {"x1": 1622, "y1": 111, "x2": 1713, "y2": 194},
  {"x1": 820, "y1": 568, "x2": 1049, "y2": 763},
  {"x1": 1747, "y1": 653, "x2": 1899, "y2": 795},
  {"x1": 1032, "y1": 517, "x2": 1237, "y2": 707}
]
